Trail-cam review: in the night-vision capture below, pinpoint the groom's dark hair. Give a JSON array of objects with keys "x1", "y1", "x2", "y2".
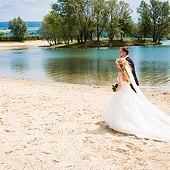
[{"x1": 120, "y1": 46, "x2": 129, "y2": 55}]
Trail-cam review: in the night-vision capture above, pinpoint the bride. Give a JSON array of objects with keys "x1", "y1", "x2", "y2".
[{"x1": 103, "y1": 57, "x2": 170, "y2": 141}]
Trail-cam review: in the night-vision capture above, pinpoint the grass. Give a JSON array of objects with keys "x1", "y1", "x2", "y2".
[
  {"x1": 50, "y1": 38, "x2": 158, "y2": 49},
  {"x1": 0, "y1": 37, "x2": 159, "y2": 49}
]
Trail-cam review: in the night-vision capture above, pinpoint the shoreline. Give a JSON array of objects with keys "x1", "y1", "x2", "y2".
[
  {"x1": 0, "y1": 40, "x2": 49, "y2": 51},
  {"x1": 0, "y1": 39, "x2": 159, "y2": 51},
  {"x1": 49, "y1": 39, "x2": 159, "y2": 49},
  {"x1": 0, "y1": 77, "x2": 169, "y2": 169},
  {"x1": 0, "y1": 76, "x2": 169, "y2": 92}
]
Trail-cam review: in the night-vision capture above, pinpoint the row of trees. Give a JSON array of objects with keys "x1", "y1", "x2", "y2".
[
  {"x1": 3, "y1": 0, "x2": 169, "y2": 43},
  {"x1": 137, "y1": 0, "x2": 170, "y2": 42},
  {"x1": 41, "y1": 0, "x2": 170, "y2": 45},
  {"x1": 42, "y1": 0, "x2": 134, "y2": 45}
]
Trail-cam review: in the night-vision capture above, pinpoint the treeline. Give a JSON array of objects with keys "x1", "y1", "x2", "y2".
[
  {"x1": 0, "y1": 17, "x2": 41, "y2": 41},
  {"x1": 137, "y1": 0, "x2": 170, "y2": 42},
  {"x1": 41, "y1": 0, "x2": 170, "y2": 46},
  {"x1": 0, "y1": 34, "x2": 41, "y2": 41}
]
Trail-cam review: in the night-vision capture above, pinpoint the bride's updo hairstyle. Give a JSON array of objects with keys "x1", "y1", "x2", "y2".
[{"x1": 116, "y1": 58, "x2": 131, "y2": 83}]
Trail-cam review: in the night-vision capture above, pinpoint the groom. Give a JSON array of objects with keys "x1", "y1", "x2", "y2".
[{"x1": 119, "y1": 46, "x2": 139, "y2": 93}]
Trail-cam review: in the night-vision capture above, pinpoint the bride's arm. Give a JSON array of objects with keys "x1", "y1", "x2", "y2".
[{"x1": 116, "y1": 72, "x2": 123, "y2": 91}]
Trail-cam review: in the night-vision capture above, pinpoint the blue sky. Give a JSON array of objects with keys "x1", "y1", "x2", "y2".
[{"x1": 0, "y1": 0, "x2": 150, "y2": 22}]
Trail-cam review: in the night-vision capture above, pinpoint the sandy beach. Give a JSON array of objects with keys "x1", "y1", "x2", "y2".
[
  {"x1": 0, "y1": 40, "x2": 49, "y2": 51},
  {"x1": 0, "y1": 77, "x2": 170, "y2": 170}
]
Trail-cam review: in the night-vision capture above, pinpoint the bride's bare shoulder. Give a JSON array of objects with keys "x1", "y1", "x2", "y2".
[
  {"x1": 118, "y1": 72, "x2": 123, "y2": 80},
  {"x1": 118, "y1": 71, "x2": 122, "y2": 76}
]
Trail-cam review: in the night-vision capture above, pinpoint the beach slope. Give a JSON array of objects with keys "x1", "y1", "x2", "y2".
[{"x1": 0, "y1": 78, "x2": 169, "y2": 170}]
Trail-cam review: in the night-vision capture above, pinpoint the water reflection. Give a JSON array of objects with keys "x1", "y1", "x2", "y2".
[
  {"x1": 43, "y1": 47, "x2": 170, "y2": 90},
  {"x1": 10, "y1": 58, "x2": 29, "y2": 74},
  {"x1": 0, "y1": 46, "x2": 169, "y2": 90},
  {"x1": 139, "y1": 61, "x2": 170, "y2": 87},
  {"x1": 44, "y1": 57, "x2": 117, "y2": 85}
]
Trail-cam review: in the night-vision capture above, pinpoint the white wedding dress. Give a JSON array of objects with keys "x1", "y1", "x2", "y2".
[{"x1": 103, "y1": 65, "x2": 170, "y2": 142}]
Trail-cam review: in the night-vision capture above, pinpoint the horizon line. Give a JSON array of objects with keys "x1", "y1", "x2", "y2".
[{"x1": 0, "y1": 20, "x2": 43, "y2": 22}]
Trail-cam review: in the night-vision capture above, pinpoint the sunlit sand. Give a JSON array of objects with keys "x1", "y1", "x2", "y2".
[
  {"x1": 0, "y1": 77, "x2": 169, "y2": 169},
  {"x1": 0, "y1": 40, "x2": 49, "y2": 51}
]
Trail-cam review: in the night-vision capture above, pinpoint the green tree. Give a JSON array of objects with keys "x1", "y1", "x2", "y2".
[
  {"x1": 92, "y1": 0, "x2": 108, "y2": 42},
  {"x1": 52, "y1": 0, "x2": 96, "y2": 44},
  {"x1": 52, "y1": 0, "x2": 83, "y2": 44},
  {"x1": 106, "y1": 0, "x2": 120, "y2": 41},
  {"x1": 118, "y1": 1, "x2": 134, "y2": 41},
  {"x1": 0, "y1": 31, "x2": 4, "y2": 36},
  {"x1": 150, "y1": 0, "x2": 170, "y2": 42},
  {"x1": 9, "y1": 17, "x2": 27, "y2": 41},
  {"x1": 77, "y1": 0, "x2": 95, "y2": 43},
  {"x1": 44, "y1": 0, "x2": 135, "y2": 45},
  {"x1": 42, "y1": 12, "x2": 63, "y2": 45},
  {"x1": 137, "y1": 0, "x2": 152, "y2": 40}
]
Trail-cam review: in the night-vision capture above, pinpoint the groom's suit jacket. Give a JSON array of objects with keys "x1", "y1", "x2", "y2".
[{"x1": 125, "y1": 57, "x2": 139, "y2": 92}]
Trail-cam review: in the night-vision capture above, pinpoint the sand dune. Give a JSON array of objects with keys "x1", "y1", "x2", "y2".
[{"x1": 0, "y1": 77, "x2": 169, "y2": 170}]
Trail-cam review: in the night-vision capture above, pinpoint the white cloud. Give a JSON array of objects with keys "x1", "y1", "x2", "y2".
[
  {"x1": 0, "y1": 0, "x2": 166, "y2": 22},
  {"x1": 0, "y1": 0, "x2": 53, "y2": 21},
  {"x1": 124, "y1": 0, "x2": 151, "y2": 22}
]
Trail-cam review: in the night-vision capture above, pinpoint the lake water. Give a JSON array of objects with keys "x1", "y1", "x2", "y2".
[{"x1": 0, "y1": 42, "x2": 170, "y2": 90}]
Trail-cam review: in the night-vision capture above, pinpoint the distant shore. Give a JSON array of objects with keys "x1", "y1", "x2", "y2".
[
  {"x1": 0, "y1": 38, "x2": 159, "y2": 51},
  {"x1": 50, "y1": 39, "x2": 159, "y2": 49},
  {"x1": 0, "y1": 77, "x2": 169, "y2": 169},
  {"x1": 0, "y1": 40, "x2": 49, "y2": 51}
]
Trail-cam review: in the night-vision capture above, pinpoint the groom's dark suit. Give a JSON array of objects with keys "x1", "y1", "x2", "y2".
[{"x1": 125, "y1": 56, "x2": 139, "y2": 93}]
